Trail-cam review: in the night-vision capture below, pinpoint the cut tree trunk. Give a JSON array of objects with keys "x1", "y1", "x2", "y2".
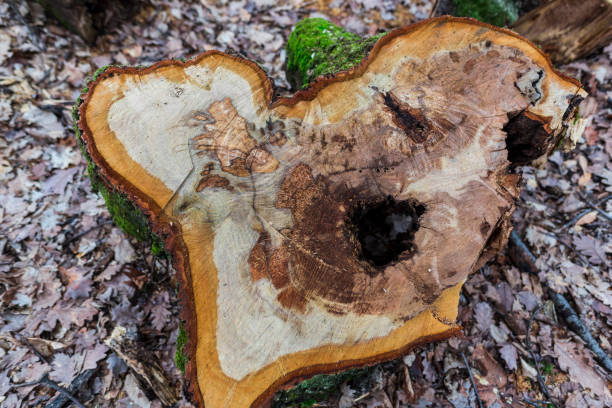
[
  {"x1": 76, "y1": 16, "x2": 585, "y2": 408},
  {"x1": 511, "y1": 0, "x2": 612, "y2": 64}
]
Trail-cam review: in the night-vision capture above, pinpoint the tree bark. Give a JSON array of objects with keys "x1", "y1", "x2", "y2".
[
  {"x1": 511, "y1": 0, "x2": 612, "y2": 64},
  {"x1": 76, "y1": 17, "x2": 585, "y2": 408}
]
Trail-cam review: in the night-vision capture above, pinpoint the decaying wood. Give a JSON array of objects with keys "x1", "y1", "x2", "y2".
[
  {"x1": 512, "y1": 0, "x2": 612, "y2": 64},
  {"x1": 104, "y1": 326, "x2": 179, "y2": 406},
  {"x1": 78, "y1": 17, "x2": 585, "y2": 407}
]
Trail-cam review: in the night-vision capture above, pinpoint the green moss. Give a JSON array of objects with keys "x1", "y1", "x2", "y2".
[
  {"x1": 174, "y1": 323, "x2": 189, "y2": 374},
  {"x1": 272, "y1": 367, "x2": 372, "y2": 407},
  {"x1": 573, "y1": 106, "x2": 581, "y2": 124},
  {"x1": 72, "y1": 65, "x2": 167, "y2": 257},
  {"x1": 452, "y1": 0, "x2": 518, "y2": 26},
  {"x1": 285, "y1": 18, "x2": 385, "y2": 90}
]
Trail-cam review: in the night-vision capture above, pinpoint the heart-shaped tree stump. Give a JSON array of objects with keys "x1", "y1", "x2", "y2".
[{"x1": 76, "y1": 17, "x2": 585, "y2": 407}]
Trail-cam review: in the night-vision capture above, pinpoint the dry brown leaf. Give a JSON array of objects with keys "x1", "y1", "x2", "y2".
[
  {"x1": 574, "y1": 210, "x2": 598, "y2": 226},
  {"x1": 554, "y1": 339, "x2": 612, "y2": 403}
]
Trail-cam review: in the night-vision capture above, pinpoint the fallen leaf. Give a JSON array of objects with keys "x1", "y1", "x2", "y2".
[
  {"x1": 26, "y1": 338, "x2": 67, "y2": 357},
  {"x1": 149, "y1": 303, "x2": 171, "y2": 331},
  {"x1": 474, "y1": 302, "x2": 494, "y2": 332},
  {"x1": 49, "y1": 353, "x2": 78, "y2": 386},
  {"x1": 21, "y1": 105, "x2": 64, "y2": 139},
  {"x1": 42, "y1": 167, "x2": 79, "y2": 195},
  {"x1": 575, "y1": 211, "x2": 598, "y2": 226},
  {"x1": 124, "y1": 373, "x2": 151, "y2": 408},
  {"x1": 499, "y1": 344, "x2": 518, "y2": 371},
  {"x1": 573, "y1": 234, "x2": 608, "y2": 265},
  {"x1": 554, "y1": 339, "x2": 612, "y2": 403},
  {"x1": 82, "y1": 343, "x2": 108, "y2": 370},
  {"x1": 520, "y1": 358, "x2": 537, "y2": 380}
]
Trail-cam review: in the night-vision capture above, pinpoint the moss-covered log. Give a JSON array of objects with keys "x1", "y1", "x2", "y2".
[{"x1": 75, "y1": 16, "x2": 585, "y2": 408}]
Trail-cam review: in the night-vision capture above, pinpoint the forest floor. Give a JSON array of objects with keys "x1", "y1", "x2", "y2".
[{"x1": 0, "y1": 1, "x2": 610, "y2": 407}]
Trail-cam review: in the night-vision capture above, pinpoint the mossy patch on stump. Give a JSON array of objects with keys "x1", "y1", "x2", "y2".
[
  {"x1": 174, "y1": 323, "x2": 189, "y2": 374},
  {"x1": 452, "y1": 0, "x2": 518, "y2": 26},
  {"x1": 285, "y1": 18, "x2": 385, "y2": 90}
]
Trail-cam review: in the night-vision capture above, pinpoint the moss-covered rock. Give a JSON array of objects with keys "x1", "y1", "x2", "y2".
[
  {"x1": 285, "y1": 18, "x2": 384, "y2": 90},
  {"x1": 72, "y1": 65, "x2": 166, "y2": 257}
]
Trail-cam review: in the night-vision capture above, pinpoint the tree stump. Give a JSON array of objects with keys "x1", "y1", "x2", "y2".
[{"x1": 75, "y1": 16, "x2": 585, "y2": 407}]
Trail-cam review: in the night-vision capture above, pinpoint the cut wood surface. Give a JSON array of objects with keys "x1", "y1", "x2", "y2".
[
  {"x1": 77, "y1": 17, "x2": 585, "y2": 407},
  {"x1": 511, "y1": 0, "x2": 612, "y2": 64}
]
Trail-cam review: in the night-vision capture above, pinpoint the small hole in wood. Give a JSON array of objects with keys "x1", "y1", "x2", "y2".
[{"x1": 346, "y1": 196, "x2": 425, "y2": 268}]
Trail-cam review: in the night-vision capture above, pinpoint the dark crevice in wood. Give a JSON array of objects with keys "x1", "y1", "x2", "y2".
[
  {"x1": 346, "y1": 196, "x2": 425, "y2": 268},
  {"x1": 383, "y1": 92, "x2": 428, "y2": 144},
  {"x1": 503, "y1": 110, "x2": 549, "y2": 165}
]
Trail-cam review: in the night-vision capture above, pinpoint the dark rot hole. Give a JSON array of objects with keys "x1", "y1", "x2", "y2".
[{"x1": 347, "y1": 196, "x2": 426, "y2": 267}]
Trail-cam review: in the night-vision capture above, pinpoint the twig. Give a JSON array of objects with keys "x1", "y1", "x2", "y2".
[
  {"x1": 13, "y1": 333, "x2": 49, "y2": 366},
  {"x1": 523, "y1": 395, "x2": 550, "y2": 408},
  {"x1": 508, "y1": 231, "x2": 612, "y2": 375},
  {"x1": 45, "y1": 369, "x2": 94, "y2": 408},
  {"x1": 10, "y1": 374, "x2": 86, "y2": 408},
  {"x1": 525, "y1": 304, "x2": 557, "y2": 408},
  {"x1": 353, "y1": 391, "x2": 370, "y2": 402},
  {"x1": 576, "y1": 192, "x2": 612, "y2": 222},
  {"x1": 63, "y1": 219, "x2": 112, "y2": 247},
  {"x1": 535, "y1": 227, "x2": 591, "y2": 266},
  {"x1": 547, "y1": 289, "x2": 612, "y2": 374},
  {"x1": 461, "y1": 352, "x2": 485, "y2": 408},
  {"x1": 563, "y1": 194, "x2": 612, "y2": 229}
]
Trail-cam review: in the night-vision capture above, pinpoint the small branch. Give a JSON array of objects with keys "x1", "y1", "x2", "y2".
[
  {"x1": 353, "y1": 391, "x2": 371, "y2": 403},
  {"x1": 508, "y1": 231, "x2": 612, "y2": 375},
  {"x1": 13, "y1": 332, "x2": 50, "y2": 366},
  {"x1": 523, "y1": 395, "x2": 551, "y2": 408},
  {"x1": 461, "y1": 352, "x2": 485, "y2": 408},
  {"x1": 576, "y1": 192, "x2": 612, "y2": 223},
  {"x1": 525, "y1": 304, "x2": 557, "y2": 408},
  {"x1": 563, "y1": 194, "x2": 612, "y2": 229},
  {"x1": 63, "y1": 219, "x2": 112, "y2": 247},
  {"x1": 10, "y1": 374, "x2": 85, "y2": 408},
  {"x1": 547, "y1": 289, "x2": 612, "y2": 374},
  {"x1": 45, "y1": 369, "x2": 95, "y2": 408},
  {"x1": 535, "y1": 227, "x2": 591, "y2": 266}
]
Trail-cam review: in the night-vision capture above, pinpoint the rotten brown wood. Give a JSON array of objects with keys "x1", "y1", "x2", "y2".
[
  {"x1": 104, "y1": 326, "x2": 179, "y2": 406},
  {"x1": 78, "y1": 17, "x2": 586, "y2": 407},
  {"x1": 511, "y1": 0, "x2": 612, "y2": 64}
]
